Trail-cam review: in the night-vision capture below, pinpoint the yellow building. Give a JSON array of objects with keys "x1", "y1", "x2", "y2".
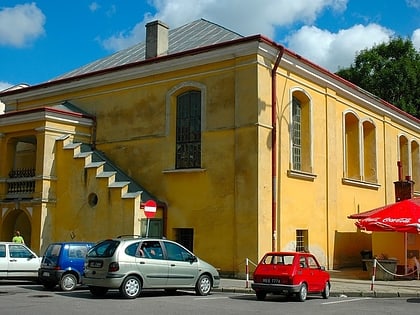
[{"x1": 1, "y1": 19, "x2": 419, "y2": 276}]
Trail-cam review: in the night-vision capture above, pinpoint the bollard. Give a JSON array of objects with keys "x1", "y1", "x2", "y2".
[
  {"x1": 370, "y1": 258, "x2": 376, "y2": 291},
  {"x1": 245, "y1": 258, "x2": 249, "y2": 288}
]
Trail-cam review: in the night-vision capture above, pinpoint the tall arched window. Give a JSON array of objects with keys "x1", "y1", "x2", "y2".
[
  {"x1": 176, "y1": 90, "x2": 201, "y2": 169},
  {"x1": 362, "y1": 120, "x2": 377, "y2": 182},
  {"x1": 399, "y1": 135, "x2": 409, "y2": 178},
  {"x1": 344, "y1": 112, "x2": 360, "y2": 180},
  {"x1": 411, "y1": 141, "x2": 420, "y2": 190},
  {"x1": 291, "y1": 90, "x2": 312, "y2": 173}
]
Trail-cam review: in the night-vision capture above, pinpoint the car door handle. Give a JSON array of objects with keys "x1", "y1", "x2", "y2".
[
  {"x1": 171, "y1": 264, "x2": 176, "y2": 267},
  {"x1": 9, "y1": 259, "x2": 17, "y2": 262}
]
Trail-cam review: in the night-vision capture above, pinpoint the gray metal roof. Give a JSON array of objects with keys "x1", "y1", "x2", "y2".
[{"x1": 53, "y1": 19, "x2": 243, "y2": 81}]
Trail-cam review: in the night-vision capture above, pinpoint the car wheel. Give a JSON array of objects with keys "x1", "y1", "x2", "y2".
[
  {"x1": 120, "y1": 276, "x2": 142, "y2": 299},
  {"x1": 42, "y1": 281, "x2": 57, "y2": 290},
  {"x1": 89, "y1": 286, "x2": 108, "y2": 297},
  {"x1": 256, "y1": 291, "x2": 267, "y2": 301},
  {"x1": 322, "y1": 282, "x2": 330, "y2": 299},
  {"x1": 60, "y1": 273, "x2": 78, "y2": 291},
  {"x1": 296, "y1": 283, "x2": 307, "y2": 302},
  {"x1": 195, "y1": 274, "x2": 212, "y2": 296}
]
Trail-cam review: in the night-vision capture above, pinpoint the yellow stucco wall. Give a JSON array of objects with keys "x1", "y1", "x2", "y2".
[{"x1": 1, "y1": 39, "x2": 419, "y2": 277}]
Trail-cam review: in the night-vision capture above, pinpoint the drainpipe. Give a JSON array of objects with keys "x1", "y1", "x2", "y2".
[{"x1": 271, "y1": 45, "x2": 285, "y2": 251}]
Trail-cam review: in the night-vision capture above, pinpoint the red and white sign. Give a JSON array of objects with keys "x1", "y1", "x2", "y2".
[{"x1": 144, "y1": 200, "x2": 157, "y2": 218}]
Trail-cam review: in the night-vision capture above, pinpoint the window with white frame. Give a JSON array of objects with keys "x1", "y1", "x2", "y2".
[
  {"x1": 399, "y1": 135, "x2": 420, "y2": 190},
  {"x1": 291, "y1": 91, "x2": 312, "y2": 173},
  {"x1": 296, "y1": 229, "x2": 308, "y2": 252},
  {"x1": 343, "y1": 112, "x2": 377, "y2": 183},
  {"x1": 411, "y1": 141, "x2": 420, "y2": 189}
]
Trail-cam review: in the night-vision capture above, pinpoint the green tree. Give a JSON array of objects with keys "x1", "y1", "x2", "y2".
[{"x1": 336, "y1": 38, "x2": 420, "y2": 118}]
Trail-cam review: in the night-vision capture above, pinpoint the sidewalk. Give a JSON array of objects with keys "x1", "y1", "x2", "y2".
[{"x1": 216, "y1": 268, "x2": 420, "y2": 298}]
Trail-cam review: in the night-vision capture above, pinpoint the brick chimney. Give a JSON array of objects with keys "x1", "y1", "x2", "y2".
[
  {"x1": 394, "y1": 161, "x2": 415, "y2": 201},
  {"x1": 145, "y1": 20, "x2": 169, "y2": 59}
]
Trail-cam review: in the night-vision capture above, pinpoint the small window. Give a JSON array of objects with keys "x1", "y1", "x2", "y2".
[
  {"x1": 175, "y1": 228, "x2": 194, "y2": 252},
  {"x1": 296, "y1": 230, "x2": 308, "y2": 252}
]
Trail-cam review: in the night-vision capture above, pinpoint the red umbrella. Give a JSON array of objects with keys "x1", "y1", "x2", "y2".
[{"x1": 348, "y1": 198, "x2": 420, "y2": 233}]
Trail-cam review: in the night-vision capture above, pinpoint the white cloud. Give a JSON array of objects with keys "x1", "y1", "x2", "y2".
[
  {"x1": 412, "y1": 29, "x2": 420, "y2": 51},
  {"x1": 0, "y1": 81, "x2": 12, "y2": 91},
  {"x1": 101, "y1": 0, "x2": 348, "y2": 52},
  {"x1": 285, "y1": 24, "x2": 394, "y2": 72},
  {"x1": 89, "y1": 2, "x2": 100, "y2": 12},
  {"x1": 0, "y1": 3, "x2": 45, "y2": 47},
  {"x1": 406, "y1": 0, "x2": 420, "y2": 9}
]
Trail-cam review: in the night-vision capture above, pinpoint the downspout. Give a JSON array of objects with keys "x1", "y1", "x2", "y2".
[{"x1": 271, "y1": 45, "x2": 285, "y2": 251}]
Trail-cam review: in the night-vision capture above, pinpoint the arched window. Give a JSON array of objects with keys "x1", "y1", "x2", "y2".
[
  {"x1": 344, "y1": 112, "x2": 360, "y2": 180},
  {"x1": 399, "y1": 135, "x2": 409, "y2": 178},
  {"x1": 411, "y1": 141, "x2": 420, "y2": 190},
  {"x1": 362, "y1": 120, "x2": 377, "y2": 182},
  {"x1": 176, "y1": 90, "x2": 201, "y2": 169},
  {"x1": 291, "y1": 90, "x2": 312, "y2": 173}
]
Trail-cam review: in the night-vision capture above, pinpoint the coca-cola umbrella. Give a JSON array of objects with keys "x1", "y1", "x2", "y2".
[
  {"x1": 348, "y1": 198, "x2": 420, "y2": 233},
  {"x1": 348, "y1": 198, "x2": 420, "y2": 275}
]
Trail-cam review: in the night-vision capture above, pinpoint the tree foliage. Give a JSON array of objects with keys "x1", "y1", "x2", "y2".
[{"x1": 336, "y1": 38, "x2": 420, "y2": 118}]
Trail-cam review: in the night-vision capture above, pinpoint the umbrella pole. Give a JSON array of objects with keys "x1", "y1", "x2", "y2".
[{"x1": 405, "y1": 232, "x2": 407, "y2": 275}]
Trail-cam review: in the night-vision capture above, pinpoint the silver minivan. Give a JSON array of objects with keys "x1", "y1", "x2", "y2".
[{"x1": 83, "y1": 236, "x2": 220, "y2": 299}]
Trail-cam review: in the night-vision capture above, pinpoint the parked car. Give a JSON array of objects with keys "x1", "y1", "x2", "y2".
[
  {"x1": 38, "y1": 241, "x2": 94, "y2": 291},
  {"x1": 0, "y1": 242, "x2": 42, "y2": 281},
  {"x1": 251, "y1": 251, "x2": 330, "y2": 302},
  {"x1": 83, "y1": 236, "x2": 220, "y2": 299}
]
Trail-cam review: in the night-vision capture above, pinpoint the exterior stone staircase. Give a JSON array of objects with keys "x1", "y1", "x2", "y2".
[{"x1": 56, "y1": 135, "x2": 156, "y2": 203}]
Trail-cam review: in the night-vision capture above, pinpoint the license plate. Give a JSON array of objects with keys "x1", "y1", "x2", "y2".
[
  {"x1": 42, "y1": 272, "x2": 50, "y2": 277},
  {"x1": 89, "y1": 260, "x2": 103, "y2": 268},
  {"x1": 262, "y1": 278, "x2": 281, "y2": 284}
]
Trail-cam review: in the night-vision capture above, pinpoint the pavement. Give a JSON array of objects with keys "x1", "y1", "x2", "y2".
[{"x1": 216, "y1": 268, "x2": 420, "y2": 298}]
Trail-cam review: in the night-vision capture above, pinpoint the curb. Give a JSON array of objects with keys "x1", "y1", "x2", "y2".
[{"x1": 213, "y1": 287, "x2": 420, "y2": 298}]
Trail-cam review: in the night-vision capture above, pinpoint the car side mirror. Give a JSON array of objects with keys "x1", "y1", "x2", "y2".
[{"x1": 320, "y1": 266, "x2": 326, "y2": 271}]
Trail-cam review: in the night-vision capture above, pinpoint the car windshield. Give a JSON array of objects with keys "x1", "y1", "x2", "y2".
[
  {"x1": 87, "y1": 240, "x2": 119, "y2": 258},
  {"x1": 262, "y1": 254, "x2": 295, "y2": 265}
]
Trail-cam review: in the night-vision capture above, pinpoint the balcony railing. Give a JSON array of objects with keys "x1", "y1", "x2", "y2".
[{"x1": 7, "y1": 168, "x2": 36, "y2": 195}]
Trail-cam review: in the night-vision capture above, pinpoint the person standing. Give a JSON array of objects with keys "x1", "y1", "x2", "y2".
[{"x1": 12, "y1": 230, "x2": 25, "y2": 244}]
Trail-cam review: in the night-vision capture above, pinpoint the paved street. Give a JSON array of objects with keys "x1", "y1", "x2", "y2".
[{"x1": 1, "y1": 278, "x2": 420, "y2": 315}]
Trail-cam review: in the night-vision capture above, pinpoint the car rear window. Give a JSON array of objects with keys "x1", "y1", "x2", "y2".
[
  {"x1": 262, "y1": 254, "x2": 295, "y2": 265},
  {"x1": 87, "y1": 240, "x2": 119, "y2": 258}
]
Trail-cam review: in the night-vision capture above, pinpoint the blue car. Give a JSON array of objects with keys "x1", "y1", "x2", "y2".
[{"x1": 38, "y1": 242, "x2": 94, "y2": 291}]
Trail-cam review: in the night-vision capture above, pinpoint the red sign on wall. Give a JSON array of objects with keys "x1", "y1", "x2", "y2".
[{"x1": 144, "y1": 200, "x2": 157, "y2": 218}]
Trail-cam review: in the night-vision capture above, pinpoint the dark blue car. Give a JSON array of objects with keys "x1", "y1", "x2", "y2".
[{"x1": 38, "y1": 242, "x2": 94, "y2": 291}]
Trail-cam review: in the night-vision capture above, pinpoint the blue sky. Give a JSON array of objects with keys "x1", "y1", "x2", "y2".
[{"x1": 0, "y1": 0, "x2": 419, "y2": 91}]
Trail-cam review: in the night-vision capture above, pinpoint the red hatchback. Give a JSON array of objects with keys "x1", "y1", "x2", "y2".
[{"x1": 251, "y1": 252, "x2": 330, "y2": 302}]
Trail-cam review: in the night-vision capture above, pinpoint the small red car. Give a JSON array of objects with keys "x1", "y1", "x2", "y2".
[{"x1": 251, "y1": 251, "x2": 330, "y2": 302}]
